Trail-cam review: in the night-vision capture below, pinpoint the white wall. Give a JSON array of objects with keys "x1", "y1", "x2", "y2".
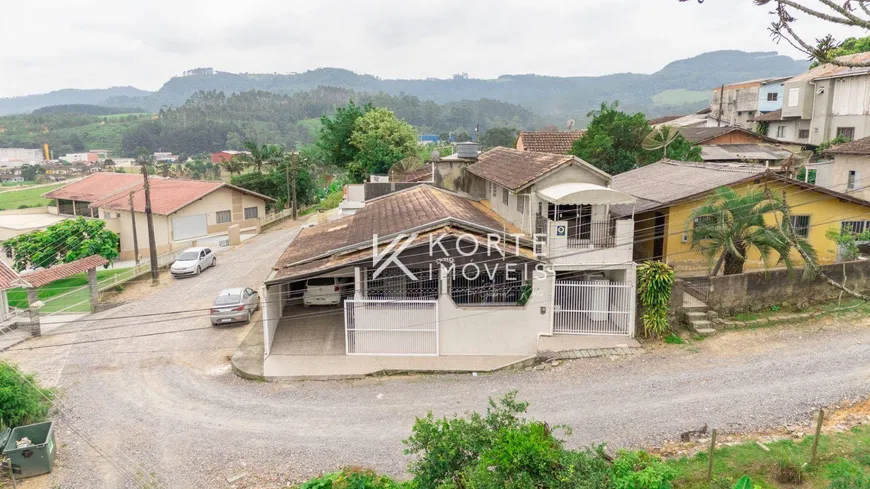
[{"x1": 262, "y1": 284, "x2": 281, "y2": 357}]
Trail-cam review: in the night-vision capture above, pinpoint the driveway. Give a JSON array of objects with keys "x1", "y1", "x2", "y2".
[{"x1": 3, "y1": 219, "x2": 870, "y2": 488}]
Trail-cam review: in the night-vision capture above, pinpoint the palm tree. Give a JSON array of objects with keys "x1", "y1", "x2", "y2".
[
  {"x1": 689, "y1": 187, "x2": 816, "y2": 276},
  {"x1": 239, "y1": 141, "x2": 282, "y2": 173}
]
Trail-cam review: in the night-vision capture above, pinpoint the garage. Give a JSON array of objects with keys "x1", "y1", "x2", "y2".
[{"x1": 171, "y1": 214, "x2": 208, "y2": 241}]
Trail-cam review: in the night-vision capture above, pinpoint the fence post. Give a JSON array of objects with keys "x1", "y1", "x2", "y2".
[
  {"x1": 706, "y1": 429, "x2": 717, "y2": 481},
  {"x1": 810, "y1": 409, "x2": 824, "y2": 465}
]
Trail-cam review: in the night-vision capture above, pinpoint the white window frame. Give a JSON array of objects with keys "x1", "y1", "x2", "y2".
[{"x1": 787, "y1": 88, "x2": 800, "y2": 107}]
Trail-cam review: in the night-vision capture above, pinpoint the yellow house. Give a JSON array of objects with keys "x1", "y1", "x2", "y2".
[{"x1": 612, "y1": 160, "x2": 870, "y2": 275}]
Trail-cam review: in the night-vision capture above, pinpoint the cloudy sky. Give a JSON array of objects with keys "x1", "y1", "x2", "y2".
[{"x1": 0, "y1": 0, "x2": 862, "y2": 98}]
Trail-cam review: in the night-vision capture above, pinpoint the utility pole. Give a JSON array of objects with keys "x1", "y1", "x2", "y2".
[
  {"x1": 291, "y1": 153, "x2": 298, "y2": 221},
  {"x1": 129, "y1": 191, "x2": 140, "y2": 266},
  {"x1": 284, "y1": 161, "x2": 291, "y2": 210},
  {"x1": 717, "y1": 84, "x2": 725, "y2": 127},
  {"x1": 140, "y1": 163, "x2": 159, "y2": 284}
]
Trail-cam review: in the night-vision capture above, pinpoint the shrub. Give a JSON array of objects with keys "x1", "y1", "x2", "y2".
[
  {"x1": 637, "y1": 261, "x2": 675, "y2": 337},
  {"x1": 0, "y1": 363, "x2": 54, "y2": 427},
  {"x1": 774, "y1": 455, "x2": 804, "y2": 485},
  {"x1": 828, "y1": 459, "x2": 870, "y2": 489},
  {"x1": 320, "y1": 190, "x2": 344, "y2": 210},
  {"x1": 663, "y1": 334, "x2": 684, "y2": 345},
  {"x1": 610, "y1": 450, "x2": 676, "y2": 489},
  {"x1": 296, "y1": 468, "x2": 407, "y2": 489}
]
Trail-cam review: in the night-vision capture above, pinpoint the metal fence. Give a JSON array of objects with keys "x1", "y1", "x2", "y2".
[
  {"x1": 553, "y1": 280, "x2": 633, "y2": 336},
  {"x1": 450, "y1": 271, "x2": 527, "y2": 306},
  {"x1": 344, "y1": 299, "x2": 438, "y2": 355},
  {"x1": 566, "y1": 220, "x2": 616, "y2": 249}
]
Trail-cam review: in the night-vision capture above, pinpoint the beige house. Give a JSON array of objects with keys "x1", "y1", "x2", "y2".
[
  {"x1": 43, "y1": 173, "x2": 274, "y2": 261},
  {"x1": 819, "y1": 135, "x2": 870, "y2": 201}
]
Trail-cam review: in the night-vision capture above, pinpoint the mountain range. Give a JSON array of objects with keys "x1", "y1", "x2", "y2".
[{"x1": 1, "y1": 50, "x2": 809, "y2": 121}]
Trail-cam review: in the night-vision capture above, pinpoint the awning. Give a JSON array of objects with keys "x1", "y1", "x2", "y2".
[{"x1": 536, "y1": 183, "x2": 636, "y2": 206}]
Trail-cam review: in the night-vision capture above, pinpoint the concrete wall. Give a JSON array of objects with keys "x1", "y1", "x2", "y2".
[
  {"x1": 262, "y1": 283, "x2": 281, "y2": 356},
  {"x1": 706, "y1": 259, "x2": 870, "y2": 315},
  {"x1": 769, "y1": 119, "x2": 810, "y2": 143},
  {"x1": 828, "y1": 154, "x2": 870, "y2": 200},
  {"x1": 711, "y1": 83, "x2": 761, "y2": 128},
  {"x1": 437, "y1": 273, "x2": 553, "y2": 355},
  {"x1": 782, "y1": 80, "x2": 813, "y2": 120},
  {"x1": 174, "y1": 186, "x2": 265, "y2": 235},
  {"x1": 111, "y1": 210, "x2": 172, "y2": 261},
  {"x1": 434, "y1": 160, "x2": 476, "y2": 194},
  {"x1": 363, "y1": 182, "x2": 421, "y2": 201}
]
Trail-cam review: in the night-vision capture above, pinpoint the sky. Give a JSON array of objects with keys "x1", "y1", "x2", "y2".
[{"x1": 0, "y1": 0, "x2": 863, "y2": 98}]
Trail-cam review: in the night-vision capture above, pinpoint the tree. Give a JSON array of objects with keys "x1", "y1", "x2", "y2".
[
  {"x1": 3, "y1": 217, "x2": 119, "y2": 271},
  {"x1": 317, "y1": 101, "x2": 366, "y2": 167},
  {"x1": 238, "y1": 141, "x2": 282, "y2": 173},
  {"x1": 680, "y1": 1, "x2": 870, "y2": 69},
  {"x1": 20, "y1": 164, "x2": 37, "y2": 181},
  {"x1": 569, "y1": 101, "x2": 651, "y2": 175},
  {"x1": 222, "y1": 156, "x2": 246, "y2": 176},
  {"x1": 349, "y1": 107, "x2": 418, "y2": 179},
  {"x1": 157, "y1": 161, "x2": 172, "y2": 177},
  {"x1": 455, "y1": 131, "x2": 472, "y2": 142},
  {"x1": 688, "y1": 186, "x2": 815, "y2": 276},
  {"x1": 480, "y1": 127, "x2": 519, "y2": 148}
]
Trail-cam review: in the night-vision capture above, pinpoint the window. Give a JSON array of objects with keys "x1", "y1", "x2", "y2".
[
  {"x1": 747, "y1": 111, "x2": 755, "y2": 118},
  {"x1": 776, "y1": 125, "x2": 786, "y2": 138},
  {"x1": 842, "y1": 220, "x2": 870, "y2": 234},
  {"x1": 365, "y1": 268, "x2": 437, "y2": 300},
  {"x1": 798, "y1": 129, "x2": 810, "y2": 139},
  {"x1": 848, "y1": 170, "x2": 859, "y2": 190},
  {"x1": 502, "y1": 188, "x2": 509, "y2": 206},
  {"x1": 788, "y1": 87, "x2": 800, "y2": 107},
  {"x1": 243, "y1": 207, "x2": 258, "y2": 219},
  {"x1": 767, "y1": 92, "x2": 779, "y2": 101},
  {"x1": 491, "y1": 182, "x2": 496, "y2": 197},
  {"x1": 516, "y1": 194, "x2": 525, "y2": 214},
  {"x1": 790, "y1": 215, "x2": 810, "y2": 238},
  {"x1": 837, "y1": 127, "x2": 856, "y2": 140},
  {"x1": 216, "y1": 210, "x2": 231, "y2": 223},
  {"x1": 450, "y1": 270, "x2": 527, "y2": 306}
]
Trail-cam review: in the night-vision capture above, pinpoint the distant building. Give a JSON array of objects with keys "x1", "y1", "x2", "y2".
[
  {"x1": 210, "y1": 150, "x2": 251, "y2": 164},
  {"x1": 515, "y1": 131, "x2": 584, "y2": 155},
  {"x1": 0, "y1": 148, "x2": 44, "y2": 167},
  {"x1": 60, "y1": 152, "x2": 98, "y2": 164},
  {"x1": 710, "y1": 77, "x2": 790, "y2": 129},
  {"x1": 419, "y1": 135, "x2": 439, "y2": 144},
  {"x1": 153, "y1": 152, "x2": 178, "y2": 163}
]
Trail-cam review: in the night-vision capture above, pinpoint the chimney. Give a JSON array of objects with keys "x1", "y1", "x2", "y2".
[{"x1": 455, "y1": 142, "x2": 479, "y2": 159}]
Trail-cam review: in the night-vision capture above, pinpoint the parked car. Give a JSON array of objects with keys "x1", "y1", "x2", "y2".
[
  {"x1": 303, "y1": 276, "x2": 352, "y2": 306},
  {"x1": 210, "y1": 288, "x2": 259, "y2": 326},
  {"x1": 170, "y1": 247, "x2": 216, "y2": 277}
]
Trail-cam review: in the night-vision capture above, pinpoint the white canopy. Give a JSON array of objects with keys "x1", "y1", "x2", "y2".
[{"x1": 536, "y1": 183, "x2": 636, "y2": 206}]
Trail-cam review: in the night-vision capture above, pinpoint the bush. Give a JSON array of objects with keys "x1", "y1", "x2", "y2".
[
  {"x1": 0, "y1": 363, "x2": 53, "y2": 427},
  {"x1": 828, "y1": 459, "x2": 870, "y2": 489},
  {"x1": 774, "y1": 455, "x2": 804, "y2": 485},
  {"x1": 296, "y1": 468, "x2": 407, "y2": 489},
  {"x1": 637, "y1": 261, "x2": 675, "y2": 337},
  {"x1": 610, "y1": 450, "x2": 676, "y2": 489},
  {"x1": 320, "y1": 190, "x2": 344, "y2": 210}
]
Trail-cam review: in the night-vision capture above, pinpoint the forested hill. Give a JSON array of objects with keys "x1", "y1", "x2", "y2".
[
  {"x1": 0, "y1": 87, "x2": 546, "y2": 156},
  {"x1": 0, "y1": 50, "x2": 808, "y2": 119}
]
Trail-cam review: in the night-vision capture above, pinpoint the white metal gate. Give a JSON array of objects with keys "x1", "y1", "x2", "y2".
[
  {"x1": 554, "y1": 280, "x2": 633, "y2": 336},
  {"x1": 344, "y1": 300, "x2": 438, "y2": 355}
]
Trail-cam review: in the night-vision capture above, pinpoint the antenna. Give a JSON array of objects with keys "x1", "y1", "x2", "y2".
[
  {"x1": 642, "y1": 125, "x2": 681, "y2": 159},
  {"x1": 566, "y1": 119, "x2": 576, "y2": 131}
]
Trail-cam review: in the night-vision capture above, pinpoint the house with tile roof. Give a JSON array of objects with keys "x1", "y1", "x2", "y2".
[
  {"x1": 258, "y1": 147, "x2": 639, "y2": 376},
  {"x1": 611, "y1": 159, "x2": 870, "y2": 274},
  {"x1": 515, "y1": 131, "x2": 584, "y2": 155},
  {"x1": 819, "y1": 134, "x2": 870, "y2": 202},
  {"x1": 42, "y1": 173, "x2": 275, "y2": 261}
]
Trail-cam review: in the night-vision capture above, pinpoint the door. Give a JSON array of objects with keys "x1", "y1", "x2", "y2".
[
  {"x1": 652, "y1": 212, "x2": 666, "y2": 260},
  {"x1": 554, "y1": 280, "x2": 633, "y2": 336},
  {"x1": 171, "y1": 214, "x2": 208, "y2": 241}
]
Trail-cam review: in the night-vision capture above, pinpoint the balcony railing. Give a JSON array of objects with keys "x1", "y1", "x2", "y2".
[{"x1": 566, "y1": 220, "x2": 616, "y2": 249}]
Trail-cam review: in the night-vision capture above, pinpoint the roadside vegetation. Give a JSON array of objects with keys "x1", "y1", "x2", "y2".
[{"x1": 0, "y1": 363, "x2": 53, "y2": 428}]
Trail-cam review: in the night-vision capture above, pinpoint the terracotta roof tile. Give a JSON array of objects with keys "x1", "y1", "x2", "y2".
[
  {"x1": 90, "y1": 179, "x2": 274, "y2": 215},
  {"x1": 393, "y1": 163, "x2": 433, "y2": 183},
  {"x1": 25, "y1": 255, "x2": 109, "y2": 288},
  {"x1": 647, "y1": 115, "x2": 685, "y2": 125},
  {"x1": 822, "y1": 134, "x2": 870, "y2": 155},
  {"x1": 466, "y1": 147, "x2": 579, "y2": 191},
  {"x1": 676, "y1": 126, "x2": 778, "y2": 144},
  {"x1": 516, "y1": 131, "x2": 584, "y2": 154},
  {"x1": 42, "y1": 173, "x2": 141, "y2": 202},
  {"x1": 0, "y1": 261, "x2": 22, "y2": 290},
  {"x1": 750, "y1": 109, "x2": 783, "y2": 122}
]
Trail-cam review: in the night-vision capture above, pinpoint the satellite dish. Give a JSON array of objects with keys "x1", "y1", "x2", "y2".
[
  {"x1": 642, "y1": 125, "x2": 681, "y2": 159},
  {"x1": 780, "y1": 150, "x2": 814, "y2": 178},
  {"x1": 566, "y1": 119, "x2": 576, "y2": 131}
]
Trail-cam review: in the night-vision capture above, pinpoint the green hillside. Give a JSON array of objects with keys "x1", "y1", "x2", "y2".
[{"x1": 652, "y1": 89, "x2": 709, "y2": 106}]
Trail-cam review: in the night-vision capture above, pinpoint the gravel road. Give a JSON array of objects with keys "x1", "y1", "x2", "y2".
[{"x1": 3, "y1": 219, "x2": 870, "y2": 489}]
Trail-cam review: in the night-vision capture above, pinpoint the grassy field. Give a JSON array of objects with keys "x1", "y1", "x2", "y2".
[
  {"x1": 1, "y1": 180, "x2": 36, "y2": 187},
  {"x1": 670, "y1": 423, "x2": 870, "y2": 488},
  {"x1": 0, "y1": 183, "x2": 63, "y2": 209},
  {"x1": 652, "y1": 88, "x2": 710, "y2": 106},
  {"x1": 6, "y1": 268, "x2": 130, "y2": 313}
]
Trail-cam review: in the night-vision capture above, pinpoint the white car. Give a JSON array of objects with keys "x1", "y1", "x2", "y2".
[
  {"x1": 170, "y1": 247, "x2": 216, "y2": 277},
  {"x1": 302, "y1": 276, "x2": 352, "y2": 306}
]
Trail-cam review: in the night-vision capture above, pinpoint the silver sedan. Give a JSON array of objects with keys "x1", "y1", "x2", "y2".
[{"x1": 209, "y1": 287, "x2": 259, "y2": 326}]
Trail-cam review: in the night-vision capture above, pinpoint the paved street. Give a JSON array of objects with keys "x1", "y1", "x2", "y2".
[{"x1": 2, "y1": 219, "x2": 870, "y2": 488}]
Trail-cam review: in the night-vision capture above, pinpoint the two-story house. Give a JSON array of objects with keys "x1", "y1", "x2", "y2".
[
  {"x1": 710, "y1": 77, "x2": 790, "y2": 129},
  {"x1": 760, "y1": 52, "x2": 870, "y2": 146},
  {"x1": 258, "y1": 148, "x2": 638, "y2": 377}
]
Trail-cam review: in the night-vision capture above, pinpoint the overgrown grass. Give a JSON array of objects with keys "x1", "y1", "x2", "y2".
[
  {"x1": 0, "y1": 183, "x2": 63, "y2": 209},
  {"x1": 0, "y1": 363, "x2": 53, "y2": 428},
  {"x1": 664, "y1": 334, "x2": 685, "y2": 344},
  {"x1": 670, "y1": 425, "x2": 870, "y2": 488},
  {"x1": 6, "y1": 268, "x2": 130, "y2": 313}
]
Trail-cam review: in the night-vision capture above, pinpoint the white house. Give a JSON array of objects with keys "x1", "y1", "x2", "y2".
[{"x1": 259, "y1": 148, "x2": 637, "y2": 377}]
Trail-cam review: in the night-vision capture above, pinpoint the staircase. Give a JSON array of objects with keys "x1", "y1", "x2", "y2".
[{"x1": 683, "y1": 293, "x2": 717, "y2": 336}]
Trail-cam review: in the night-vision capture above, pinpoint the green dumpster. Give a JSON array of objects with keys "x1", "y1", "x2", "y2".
[{"x1": 2, "y1": 421, "x2": 56, "y2": 479}]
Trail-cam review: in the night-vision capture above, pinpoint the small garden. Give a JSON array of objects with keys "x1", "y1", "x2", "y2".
[{"x1": 288, "y1": 393, "x2": 870, "y2": 489}]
